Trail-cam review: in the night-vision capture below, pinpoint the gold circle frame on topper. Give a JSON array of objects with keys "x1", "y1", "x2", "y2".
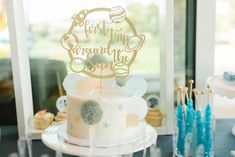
[{"x1": 61, "y1": 7, "x2": 145, "y2": 79}]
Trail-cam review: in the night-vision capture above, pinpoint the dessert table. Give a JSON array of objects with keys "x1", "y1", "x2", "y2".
[{"x1": 0, "y1": 119, "x2": 235, "y2": 157}]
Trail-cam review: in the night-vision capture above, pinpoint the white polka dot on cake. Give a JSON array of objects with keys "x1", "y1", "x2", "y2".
[
  {"x1": 109, "y1": 6, "x2": 126, "y2": 23},
  {"x1": 113, "y1": 62, "x2": 129, "y2": 78}
]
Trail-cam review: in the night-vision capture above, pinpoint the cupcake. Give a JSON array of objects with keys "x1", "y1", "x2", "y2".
[
  {"x1": 33, "y1": 110, "x2": 54, "y2": 130},
  {"x1": 145, "y1": 108, "x2": 164, "y2": 127},
  {"x1": 55, "y1": 111, "x2": 67, "y2": 122}
]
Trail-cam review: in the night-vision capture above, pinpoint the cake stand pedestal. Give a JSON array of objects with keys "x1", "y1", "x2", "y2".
[
  {"x1": 207, "y1": 76, "x2": 235, "y2": 156},
  {"x1": 41, "y1": 122, "x2": 157, "y2": 157}
]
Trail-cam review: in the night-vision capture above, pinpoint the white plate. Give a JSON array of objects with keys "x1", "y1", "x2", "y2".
[{"x1": 42, "y1": 122, "x2": 157, "y2": 156}]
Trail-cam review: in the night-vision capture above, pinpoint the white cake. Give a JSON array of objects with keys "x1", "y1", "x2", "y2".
[{"x1": 63, "y1": 74, "x2": 148, "y2": 141}]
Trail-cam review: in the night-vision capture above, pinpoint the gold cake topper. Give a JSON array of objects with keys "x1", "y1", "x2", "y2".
[{"x1": 61, "y1": 6, "x2": 145, "y2": 79}]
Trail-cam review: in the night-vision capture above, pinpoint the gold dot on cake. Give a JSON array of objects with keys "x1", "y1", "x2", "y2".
[
  {"x1": 70, "y1": 58, "x2": 85, "y2": 73},
  {"x1": 126, "y1": 113, "x2": 139, "y2": 127},
  {"x1": 61, "y1": 33, "x2": 79, "y2": 50},
  {"x1": 113, "y1": 62, "x2": 129, "y2": 78},
  {"x1": 75, "y1": 116, "x2": 81, "y2": 123},
  {"x1": 109, "y1": 6, "x2": 126, "y2": 23},
  {"x1": 125, "y1": 35, "x2": 145, "y2": 53}
]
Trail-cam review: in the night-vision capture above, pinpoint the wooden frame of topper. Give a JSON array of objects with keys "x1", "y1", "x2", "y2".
[{"x1": 6, "y1": 0, "x2": 175, "y2": 138}]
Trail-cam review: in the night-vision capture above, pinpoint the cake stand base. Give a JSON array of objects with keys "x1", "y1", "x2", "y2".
[{"x1": 41, "y1": 122, "x2": 157, "y2": 157}]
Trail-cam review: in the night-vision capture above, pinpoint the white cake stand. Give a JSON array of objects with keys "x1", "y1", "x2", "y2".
[
  {"x1": 207, "y1": 76, "x2": 235, "y2": 156},
  {"x1": 41, "y1": 122, "x2": 157, "y2": 157}
]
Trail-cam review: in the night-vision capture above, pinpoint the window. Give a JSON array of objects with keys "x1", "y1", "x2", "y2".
[{"x1": 6, "y1": 0, "x2": 175, "y2": 137}]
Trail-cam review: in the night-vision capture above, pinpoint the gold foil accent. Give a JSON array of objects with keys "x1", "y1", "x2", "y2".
[{"x1": 61, "y1": 6, "x2": 145, "y2": 79}]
